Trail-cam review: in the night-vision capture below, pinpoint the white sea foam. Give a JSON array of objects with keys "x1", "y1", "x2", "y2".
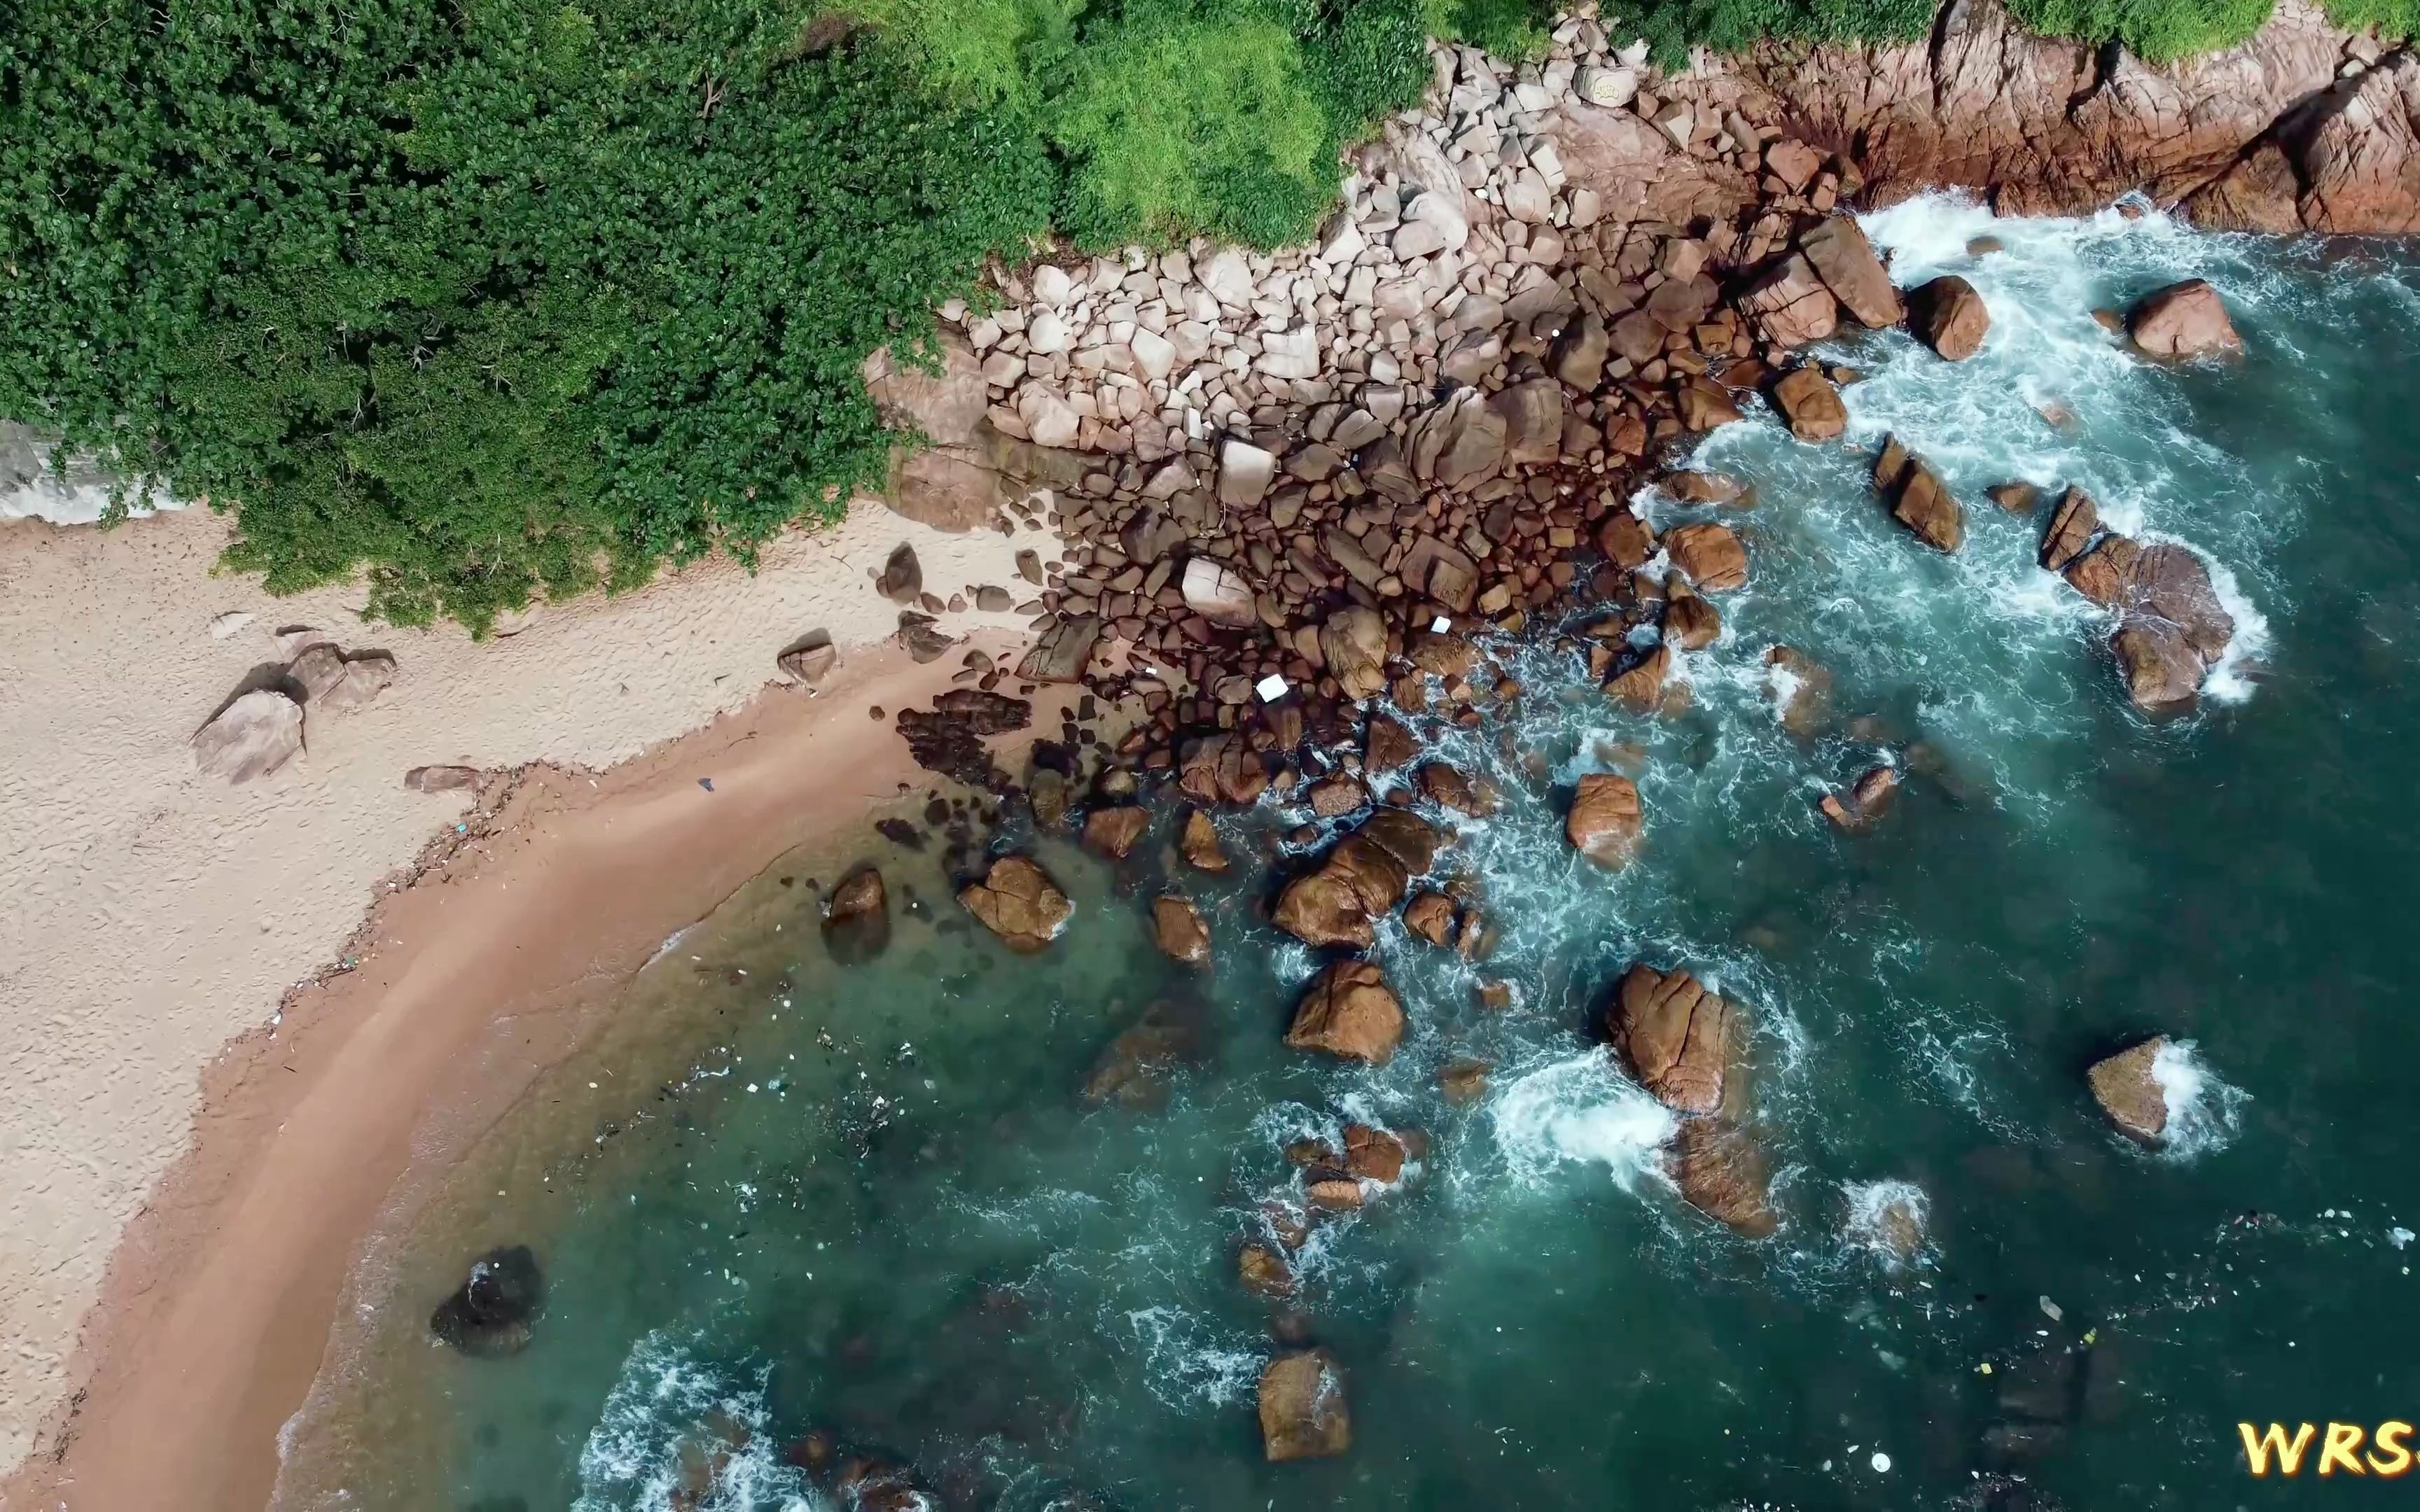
[
  {"x1": 1840, "y1": 1180, "x2": 1932, "y2": 1267},
  {"x1": 1121, "y1": 1305, "x2": 1263, "y2": 1409},
  {"x1": 573, "y1": 1332, "x2": 823, "y2": 1511},
  {"x1": 2149, "y1": 1039, "x2": 2250, "y2": 1160},
  {"x1": 1487, "y1": 1051, "x2": 1677, "y2": 1192}
]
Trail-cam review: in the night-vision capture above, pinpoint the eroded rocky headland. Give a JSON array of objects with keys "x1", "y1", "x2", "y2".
[{"x1": 832, "y1": 0, "x2": 2338, "y2": 1465}]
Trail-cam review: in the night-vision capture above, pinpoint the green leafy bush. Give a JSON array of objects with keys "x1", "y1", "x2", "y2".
[
  {"x1": 1615, "y1": 0, "x2": 1933, "y2": 63},
  {"x1": 2006, "y1": 0, "x2": 2274, "y2": 61},
  {"x1": 2324, "y1": 0, "x2": 2420, "y2": 40},
  {"x1": 2, "y1": 1, "x2": 1050, "y2": 629}
]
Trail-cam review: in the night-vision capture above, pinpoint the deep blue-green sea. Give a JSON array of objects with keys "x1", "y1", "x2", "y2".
[{"x1": 276, "y1": 201, "x2": 2420, "y2": 1511}]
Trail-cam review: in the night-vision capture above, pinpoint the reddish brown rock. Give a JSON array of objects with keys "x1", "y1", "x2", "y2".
[
  {"x1": 1344, "y1": 1124, "x2": 1410, "y2": 1183},
  {"x1": 1663, "y1": 471, "x2": 1748, "y2": 506},
  {"x1": 959, "y1": 855, "x2": 1071, "y2": 953},
  {"x1": 1662, "y1": 583, "x2": 1721, "y2": 651},
  {"x1": 1736, "y1": 251, "x2": 1840, "y2": 348},
  {"x1": 1239, "y1": 1242, "x2": 1294, "y2": 1299},
  {"x1": 1989, "y1": 482, "x2": 2041, "y2": 514},
  {"x1": 1420, "y1": 762, "x2": 1494, "y2": 818},
  {"x1": 1597, "y1": 512, "x2": 1655, "y2": 570},
  {"x1": 1083, "y1": 805, "x2": 1150, "y2": 860},
  {"x1": 1179, "y1": 732, "x2": 1267, "y2": 807},
  {"x1": 1440, "y1": 1058, "x2": 1492, "y2": 1103},
  {"x1": 1604, "y1": 644, "x2": 1671, "y2": 713},
  {"x1": 1772, "y1": 367, "x2": 1847, "y2": 442},
  {"x1": 1664, "y1": 522, "x2": 1748, "y2": 592},
  {"x1": 1179, "y1": 808, "x2": 1230, "y2": 872},
  {"x1": 1907, "y1": 275, "x2": 1990, "y2": 360},
  {"x1": 1307, "y1": 774, "x2": 1367, "y2": 819},
  {"x1": 2127, "y1": 279, "x2": 2241, "y2": 358},
  {"x1": 1286, "y1": 961, "x2": 1405, "y2": 1065},
  {"x1": 1765, "y1": 645, "x2": 1833, "y2": 737},
  {"x1": 1363, "y1": 713, "x2": 1418, "y2": 776},
  {"x1": 1152, "y1": 895, "x2": 1211, "y2": 965},
  {"x1": 1873, "y1": 436, "x2": 1964, "y2": 552},
  {"x1": 2087, "y1": 1036, "x2": 2171, "y2": 1142},
  {"x1": 1667, "y1": 1118, "x2": 1779, "y2": 1238},
  {"x1": 1258, "y1": 1350, "x2": 1351, "y2": 1462},
  {"x1": 1607, "y1": 962, "x2": 1737, "y2": 1115},
  {"x1": 1083, "y1": 1000, "x2": 1202, "y2": 1110},
  {"x1": 1800, "y1": 216, "x2": 1905, "y2": 330},
  {"x1": 823, "y1": 865, "x2": 891, "y2": 964},
  {"x1": 2110, "y1": 617, "x2": 2208, "y2": 710},
  {"x1": 2064, "y1": 533, "x2": 2143, "y2": 606},
  {"x1": 1319, "y1": 606, "x2": 1389, "y2": 701},
  {"x1": 2038, "y1": 485, "x2": 2100, "y2": 571},
  {"x1": 1566, "y1": 772, "x2": 1643, "y2": 867},
  {"x1": 1820, "y1": 764, "x2": 1899, "y2": 830},
  {"x1": 1403, "y1": 890, "x2": 1456, "y2": 946}
]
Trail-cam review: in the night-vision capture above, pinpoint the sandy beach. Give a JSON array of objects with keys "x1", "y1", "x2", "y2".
[{"x1": 0, "y1": 499, "x2": 1051, "y2": 1508}]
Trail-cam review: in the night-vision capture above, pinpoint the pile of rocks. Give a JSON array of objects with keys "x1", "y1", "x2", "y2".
[{"x1": 192, "y1": 629, "x2": 399, "y2": 784}]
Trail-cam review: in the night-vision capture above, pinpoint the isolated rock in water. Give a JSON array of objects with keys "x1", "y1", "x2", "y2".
[
  {"x1": 1083, "y1": 804, "x2": 1150, "y2": 860},
  {"x1": 1178, "y1": 808, "x2": 1229, "y2": 872},
  {"x1": 1667, "y1": 1119, "x2": 1778, "y2": 1238},
  {"x1": 1772, "y1": 367, "x2": 1847, "y2": 442},
  {"x1": 1083, "y1": 1000, "x2": 1202, "y2": 1110},
  {"x1": 1016, "y1": 613, "x2": 1102, "y2": 682},
  {"x1": 1664, "y1": 523, "x2": 1748, "y2": 592},
  {"x1": 1907, "y1": 275, "x2": 1990, "y2": 360},
  {"x1": 1989, "y1": 482, "x2": 2042, "y2": 514},
  {"x1": 1286, "y1": 960, "x2": 1404, "y2": 1064},
  {"x1": 193, "y1": 690, "x2": 303, "y2": 784},
  {"x1": 1178, "y1": 732, "x2": 1267, "y2": 807},
  {"x1": 429, "y1": 1245, "x2": 543, "y2": 1358},
  {"x1": 1608, "y1": 962, "x2": 1737, "y2": 1115},
  {"x1": 1258, "y1": 1349, "x2": 1351, "y2": 1462},
  {"x1": 1821, "y1": 764, "x2": 1899, "y2": 830},
  {"x1": 1181, "y1": 557, "x2": 1258, "y2": 627},
  {"x1": 959, "y1": 855, "x2": 1071, "y2": 953},
  {"x1": 1403, "y1": 890, "x2": 1456, "y2": 946},
  {"x1": 1238, "y1": 1242, "x2": 1295, "y2": 1300},
  {"x1": 1662, "y1": 470, "x2": 1747, "y2": 506},
  {"x1": 1567, "y1": 772, "x2": 1644, "y2": 867},
  {"x1": 778, "y1": 629, "x2": 838, "y2": 687},
  {"x1": 877, "y1": 542, "x2": 923, "y2": 603},
  {"x1": 1800, "y1": 216, "x2": 1905, "y2": 330},
  {"x1": 2127, "y1": 280, "x2": 2241, "y2": 358},
  {"x1": 823, "y1": 865, "x2": 890, "y2": 965},
  {"x1": 1440, "y1": 1057, "x2": 1492, "y2": 1103},
  {"x1": 1344, "y1": 1123, "x2": 1412, "y2": 1182},
  {"x1": 2110, "y1": 618, "x2": 2208, "y2": 710},
  {"x1": 2132, "y1": 542, "x2": 2236, "y2": 663},
  {"x1": 1765, "y1": 645, "x2": 1834, "y2": 737},
  {"x1": 1873, "y1": 435, "x2": 1965, "y2": 552},
  {"x1": 1319, "y1": 606, "x2": 1389, "y2": 701},
  {"x1": 404, "y1": 764, "x2": 482, "y2": 794},
  {"x1": 2087, "y1": 1037, "x2": 2171, "y2": 1142},
  {"x1": 2038, "y1": 486, "x2": 2099, "y2": 572},
  {"x1": 1151, "y1": 895, "x2": 1211, "y2": 965}
]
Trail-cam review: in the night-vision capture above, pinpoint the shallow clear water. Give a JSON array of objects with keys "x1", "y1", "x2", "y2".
[{"x1": 280, "y1": 202, "x2": 2420, "y2": 1511}]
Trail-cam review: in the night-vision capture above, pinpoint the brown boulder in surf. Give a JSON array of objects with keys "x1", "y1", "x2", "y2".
[
  {"x1": 1566, "y1": 773, "x2": 1643, "y2": 867},
  {"x1": 1258, "y1": 1349, "x2": 1351, "y2": 1461},
  {"x1": 2087, "y1": 1036, "x2": 2171, "y2": 1142},
  {"x1": 823, "y1": 865, "x2": 891, "y2": 965},
  {"x1": 959, "y1": 855, "x2": 1071, "y2": 952},
  {"x1": 1606, "y1": 962, "x2": 1738, "y2": 1115},
  {"x1": 2127, "y1": 279, "x2": 2241, "y2": 358},
  {"x1": 1150, "y1": 895, "x2": 1211, "y2": 965},
  {"x1": 1872, "y1": 435, "x2": 1964, "y2": 552},
  {"x1": 1666, "y1": 1119, "x2": 1779, "y2": 1238},
  {"x1": 1907, "y1": 275, "x2": 1990, "y2": 360},
  {"x1": 1286, "y1": 960, "x2": 1405, "y2": 1065}
]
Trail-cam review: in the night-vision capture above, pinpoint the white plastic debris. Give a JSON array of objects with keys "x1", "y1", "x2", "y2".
[
  {"x1": 2039, "y1": 1296, "x2": 2064, "y2": 1322},
  {"x1": 1430, "y1": 615, "x2": 1450, "y2": 633},
  {"x1": 1871, "y1": 1452, "x2": 1892, "y2": 1474},
  {"x1": 1255, "y1": 673, "x2": 1288, "y2": 702}
]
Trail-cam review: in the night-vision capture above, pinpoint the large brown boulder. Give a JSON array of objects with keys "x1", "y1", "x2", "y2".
[
  {"x1": 1491, "y1": 378, "x2": 1567, "y2": 465},
  {"x1": 1405, "y1": 386, "x2": 1507, "y2": 489},
  {"x1": 1178, "y1": 732, "x2": 1268, "y2": 807},
  {"x1": 1272, "y1": 815, "x2": 1428, "y2": 948},
  {"x1": 1286, "y1": 961, "x2": 1405, "y2": 1064},
  {"x1": 1907, "y1": 275, "x2": 1990, "y2": 360},
  {"x1": 1363, "y1": 712, "x2": 1418, "y2": 775},
  {"x1": 1800, "y1": 216, "x2": 1905, "y2": 330},
  {"x1": 1667, "y1": 1119, "x2": 1779, "y2": 1238},
  {"x1": 2110, "y1": 617, "x2": 2208, "y2": 710},
  {"x1": 1566, "y1": 773, "x2": 1643, "y2": 867},
  {"x1": 1258, "y1": 1350, "x2": 1351, "y2": 1462},
  {"x1": 822, "y1": 865, "x2": 890, "y2": 965},
  {"x1": 2132, "y1": 542, "x2": 2236, "y2": 663},
  {"x1": 1016, "y1": 613, "x2": 1103, "y2": 682},
  {"x1": 1319, "y1": 606, "x2": 1389, "y2": 701},
  {"x1": 1597, "y1": 512, "x2": 1655, "y2": 569},
  {"x1": 1736, "y1": 251, "x2": 1840, "y2": 348},
  {"x1": 1607, "y1": 963, "x2": 1737, "y2": 1115},
  {"x1": 862, "y1": 332, "x2": 986, "y2": 447},
  {"x1": 1661, "y1": 580, "x2": 1721, "y2": 651},
  {"x1": 1083, "y1": 805, "x2": 1150, "y2": 860},
  {"x1": 959, "y1": 855, "x2": 1071, "y2": 953},
  {"x1": 1604, "y1": 643, "x2": 1671, "y2": 713},
  {"x1": 1873, "y1": 436, "x2": 1964, "y2": 552},
  {"x1": 2064, "y1": 533, "x2": 2142, "y2": 606},
  {"x1": 2127, "y1": 279, "x2": 2241, "y2": 358},
  {"x1": 1178, "y1": 808, "x2": 1230, "y2": 872},
  {"x1": 2087, "y1": 1036, "x2": 2170, "y2": 1142},
  {"x1": 1083, "y1": 1000, "x2": 1204, "y2": 1110},
  {"x1": 1151, "y1": 895, "x2": 1211, "y2": 965},
  {"x1": 1772, "y1": 367, "x2": 1847, "y2": 442},
  {"x1": 192, "y1": 689, "x2": 303, "y2": 784},
  {"x1": 2038, "y1": 486, "x2": 2099, "y2": 571},
  {"x1": 1664, "y1": 523, "x2": 1748, "y2": 592},
  {"x1": 1358, "y1": 808, "x2": 1445, "y2": 875}
]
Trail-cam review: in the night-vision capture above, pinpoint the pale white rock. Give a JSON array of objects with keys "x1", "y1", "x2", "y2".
[
  {"x1": 1401, "y1": 187, "x2": 1469, "y2": 253},
  {"x1": 1032, "y1": 265, "x2": 1074, "y2": 307},
  {"x1": 1181, "y1": 557, "x2": 1258, "y2": 627},
  {"x1": 1198, "y1": 249, "x2": 1257, "y2": 308},
  {"x1": 1319, "y1": 213, "x2": 1367, "y2": 267},
  {"x1": 967, "y1": 316, "x2": 1003, "y2": 351},
  {"x1": 1027, "y1": 311, "x2": 1071, "y2": 355},
  {"x1": 1512, "y1": 80, "x2": 1552, "y2": 112},
  {"x1": 1576, "y1": 64, "x2": 1636, "y2": 108},
  {"x1": 1531, "y1": 139, "x2": 1566, "y2": 188},
  {"x1": 1143, "y1": 458, "x2": 1199, "y2": 499},
  {"x1": 1218, "y1": 438, "x2": 1277, "y2": 507},
  {"x1": 1504, "y1": 167, "x2": 1552, "y2": 223},
  {"x1": 193, "y1": 690, "x2": 303, "y2": 785},
  {"x1": 1182, "y1": 286, "x2": 1222, "y2": 324},
  {"x1": 1169, "y1": 321, "x2": 1215, "y2": 363},
  {"x1": 1017, "y1": 387, "x2": 1080, "y2": 449},
  {"x1": 1256, "y1": 327, "x2": 1321, "y2": 381},
  {"x1": 1569, "y1": 187, "x2": 1604, "y2": 227},
  {"x1": 207, "y1": 611, "x2": 254, "y2": 640},
  {"x1": 994, "y1": 304, "x2": 1027, "y2": 335},
  {"x1": 1127, "y1": 327, "x2": 1176, "y2": 382},
  {"x1": 980, "y1": 352, "x2": 1027, "y2": 388},
  {"x1": 1618, "y1": 38, "x2": 1650, "y2": 66},
  {"x1": 1651, "y1": 102, "x2": 1694, "y2": 151}
]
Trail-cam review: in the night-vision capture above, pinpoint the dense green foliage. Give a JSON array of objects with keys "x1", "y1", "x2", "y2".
[
  {"x1": 2, "y1": 0, "x2": 1051, "y2": 629},
  {"x1": 2007, "y1": 0, "x2": 2272, "y2": 61},
  {"x1": 2, "y1": 0, "x2": 2376, "y2": 630}
]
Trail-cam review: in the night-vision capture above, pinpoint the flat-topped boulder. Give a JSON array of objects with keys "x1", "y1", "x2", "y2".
[
  {"x1": 959, "y1": 855, "x2": 1071, "y2": 953},
  {"x1": 1873, "y1": 435, "x2": 1964, "y2": 552},
  {"x1": 1150, "y1": 895, "x2": 1210, "y2": 965},
  {"x1": 1566, "y1": 773, "x2": 1643, "y2": 867},
  {"x1": 1258, "y1": 1349, "x2": 1351, "y2": 1462},
  {"x1": 1667, "y1": 1119, "x2": 1778, "y2": 1238},
  {"x1": 1082, "y1": 805, "x2": 1149, "y2": 860},
  {"x1": 1286, "y1": 960, "x2": 1404, "y2": 1064},
  {"x1": 2087, "y1": 1037, "x2": 2171, "y2": 1142},
  {"x1": 1607, "y1": 963, "x2": 1737, "y2": 1115},
  {"x1": 2127, "y1": 279, "x2": 2241, "y2": 358}
]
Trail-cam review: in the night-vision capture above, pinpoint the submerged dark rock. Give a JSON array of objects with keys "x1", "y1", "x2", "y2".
[
  {"x1": 430, "y1": 1245, "x2": 543, "y2": 1358},
  {"x1": 823, "y1": 865, "x2": 891, "y2": 964}
]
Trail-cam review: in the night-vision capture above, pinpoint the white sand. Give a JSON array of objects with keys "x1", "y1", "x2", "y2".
[{"x1": 0, "y1": 498, "x2": 1051, "y2": 1473}]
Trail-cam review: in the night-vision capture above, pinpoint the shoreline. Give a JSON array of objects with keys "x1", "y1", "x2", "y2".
[{"x1": 8, "y1": 641, "x2": 1039, "y2": 1511}]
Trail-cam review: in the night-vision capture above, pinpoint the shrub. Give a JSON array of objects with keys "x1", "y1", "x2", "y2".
[
  {"x1": 2323, "y1": 0, "x2": 2420, "y2": 40},
  {"x1": 2005, "y1": 0, "x2": 2274, "y2": 61},
  {"x1": 1, "y1": 1, "x2": 1052, "y2": 630}
]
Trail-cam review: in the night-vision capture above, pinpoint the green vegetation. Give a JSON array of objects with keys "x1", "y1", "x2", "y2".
[{"x1": 1, "y1": 0, "x2": 2371, "y2": 631}]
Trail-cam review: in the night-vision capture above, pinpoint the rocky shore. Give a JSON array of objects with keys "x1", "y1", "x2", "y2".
[{"x1": 833, "y1": 0, "x2": 2344, "y2": 1465}]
